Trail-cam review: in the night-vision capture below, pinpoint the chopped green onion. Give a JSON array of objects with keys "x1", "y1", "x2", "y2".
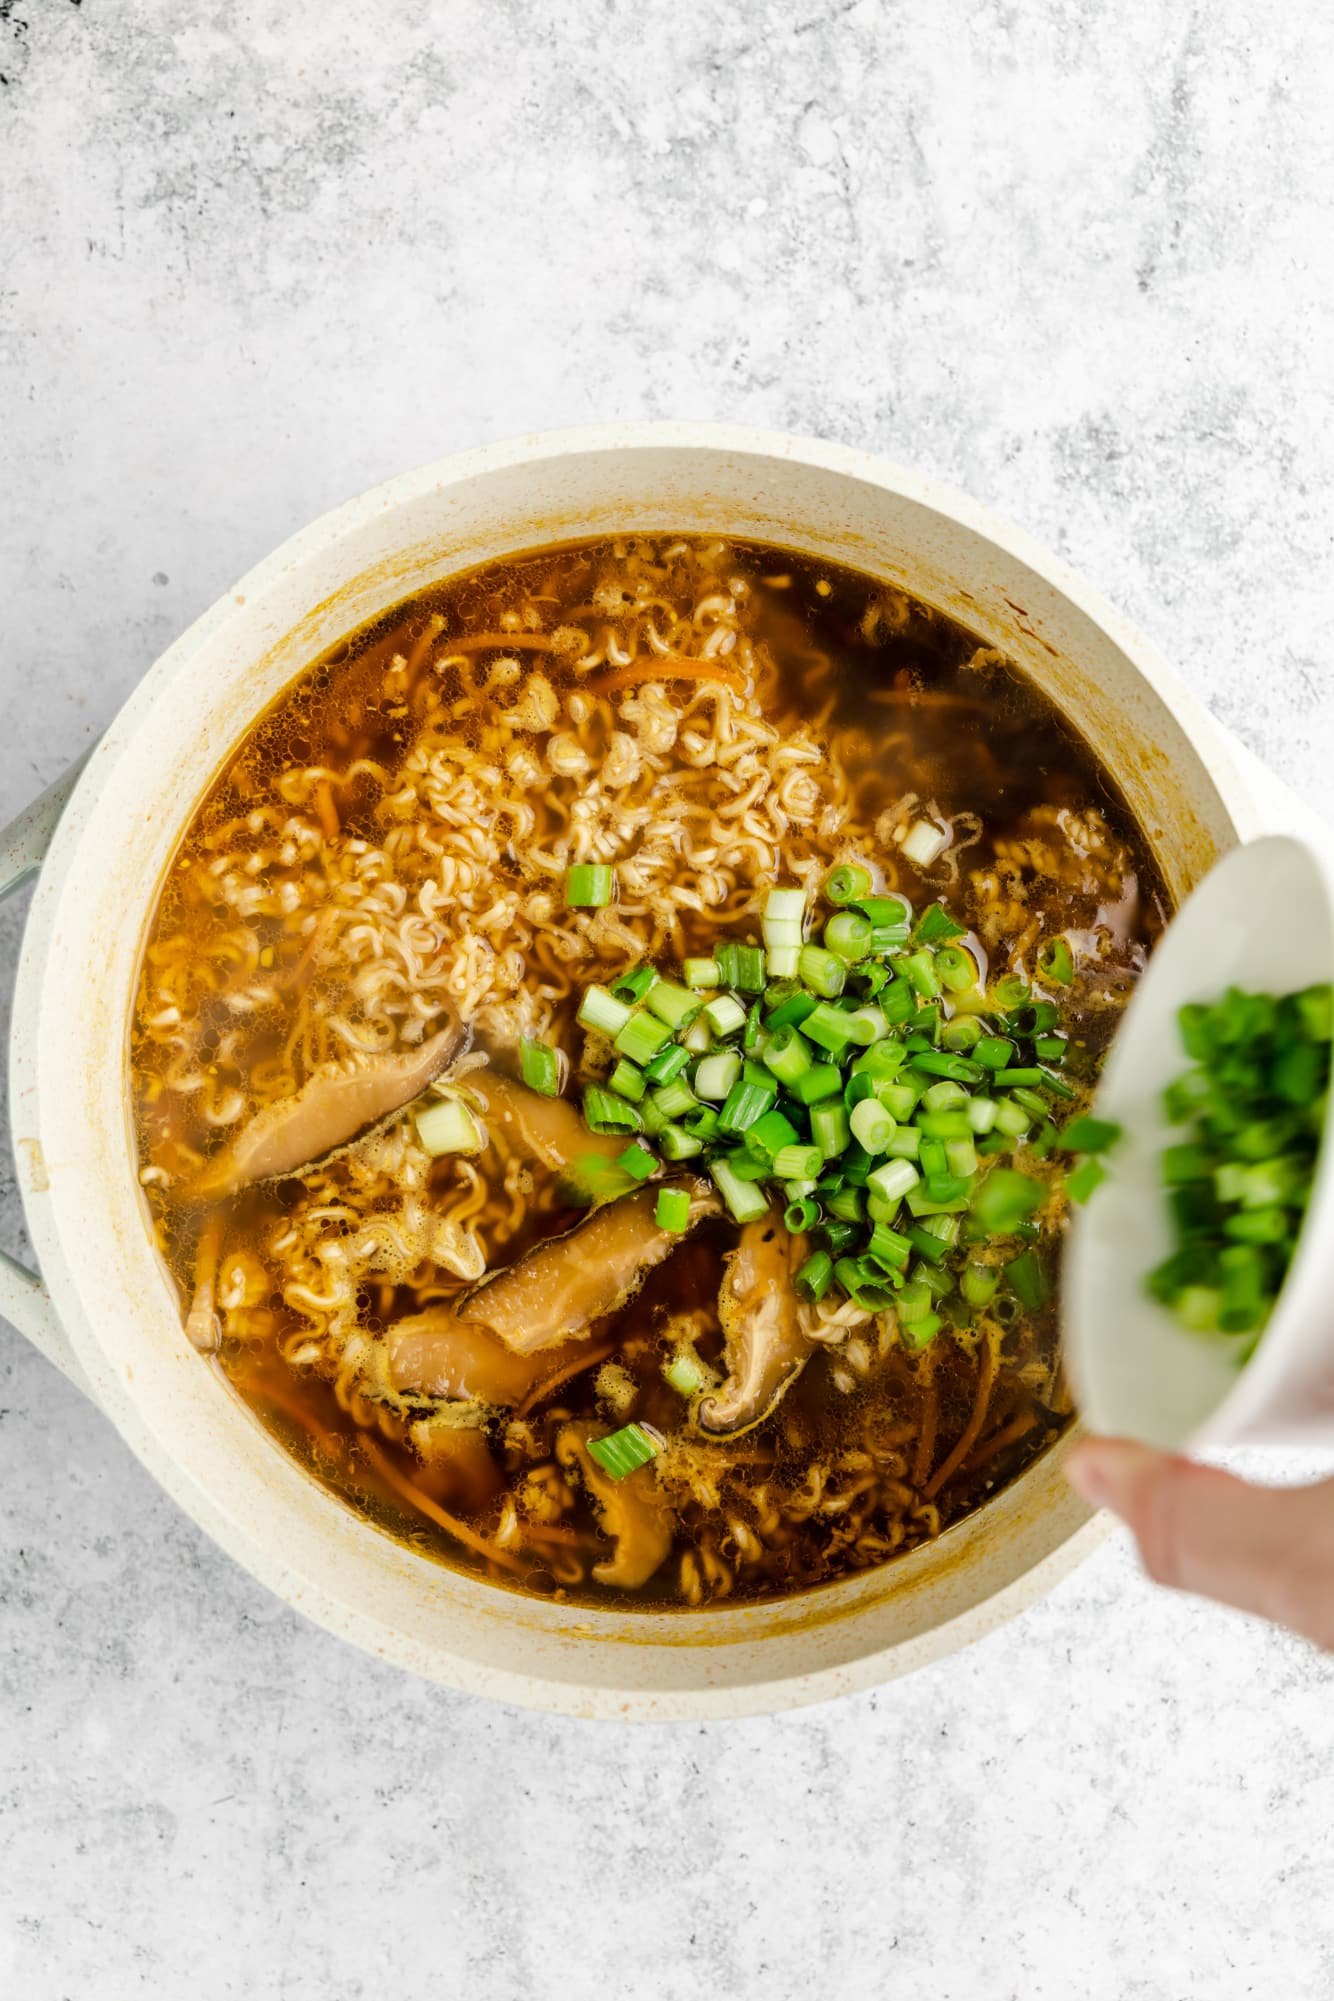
[
  {"x1": 414, "y1": 1096, "x2": 484, "y2": 1157},
  {"x1": 843, "y1": 1005, "x2": 890, "y2": 1047},
  {"x1": 682, "y1": 1017, "x2": 713, "y2": 1055},
  {"x1": 992, "y1": 1098, "x2": 1031, "y2": 1139},
  {"x1": 1037, "y1": 936, "x2": 1075, "y2": 985},
  {"x1": 733, "y1": 945, "x2": 767, "y2": 993},
  {"x1": 899, "y1": 950, "x2": 941, "y2": 1000},
  {"x1": 709, "y1": 1156, "x2": 771, "y2": 1224},
  {"x1": 520, "y1": 1039, "x2": 561, "y2": 1097},
  {"x1": 824, "y1": 910, "x2": 873, "y2": 963},
  {"x1": 802, "y1": 1001, "x2": 858, "y2": 1054},
  {"x1": 747, "y1": 1108, "x2": 799, "y2": 1158},
  {"x1": 662, "y1": 1344, "x2": 711, "y2": 1395},
  {"x1": 1065, "y1": 1156, "x2": 1107, "y2": 1205},
  {"x1": 565, "y1": 863, "x2": 616, "y2": 909},
  {"x1": 719, "y1": 1072, "x2": 778, "y2": 1135},
  {"x1": 582, "y1": 1085, "x2": 644, "y2": 1135},
  {"x1": 934, "y1": 945, "x2": 978, "y2": 994},
  {"x1": 965, "y1": 1096, "x2": 999, "y2": 1135},
  {"x1": 611, "y1": 964, "x2": 658, "y2": 1004},
  {"x1": 764, "y1": 988, "x2": 819, "y2": 1030},
  {"x1": 960, "y1": 1262, "x2": 999, "y2": 1307},
  {"x1": 765, "y1": 885, "x2": 808, "y2": 923},
  {"x1": 1059, "y1": 1114, "x2": 1123, "y2": 1154},
  {"x1": 617, "y1": 1141, "x2": 658, "y2": 1183},
  {"x1": 795, "y1": 1249, "x2": 835, "y2": 1302},
  {"x1": 704, "y1": 994, "x2": 748, "y2": 1038},
  {"x1": 660, "y1": 1125, "x2": 704, "y2": 1161},
  {"x1": 655, "y1": 1185, "x2": 692, "y2": 1231},
  {"x1": 586, "y1": 1422, "x2": 665, "y2": 1479},
  {"x1": 784, "y1": 1195, "x2": 821, "y2": 1233},
  {"x1": 771, "y1": 1144, "x2": 823, "y2": 1183},
  {"x1": 789, "y1": 1062, "x2": 843, "y2": 1105},
  {"x1": 695, "y1": 1049, "x2": 742, "y2": 1101},
  {"x1": 867, "y1": 1158, "x2": 921, "y2": 1206},
  {"x1": 942, "y1": 1015, "x2": 984, "y2": 1051},
  {"x1": 607, "y1": 1058, "x2": 647, "y2": 1103},
  {"x1": 810, "y1": 1100, "x2": 851, "y2": 1159},
  {"x1": 900, "y1": 818, "x2": 949, "y2": 867},
  {"x1": 762, "y1": 1023, "x2": 814, "y2": 1085},
  {"x1": 824, "y1": 863, "x2": 873, "y2": 906},
  {"x1": 849, "y1": 1097, "x2": 896, "y2": 1153},
  {"x1": 798, "y1": 944, "x2": 847, "y2": 999},
  {"x1": 1003, "y1": 1249, "x2": 1046, "y2": 1309},
  {"x1": 646, "y1": 979, "x2": 702, "y2": 1030},
  {"x1": 651, "y1": 1077, "x2": 698, "y2": 1121},
  {"x1": 577, "y1": 984, "x2": 633, "y2": 1037},
  {"x1": 972, "y1": 1168, "x2": 1044, "y2": 1235},
  {"x1": 683, "y1": 957, "x2": 720, "y2": 990},
  {"x1": 643, "y1": 1043, "x2": 690, "y2": 1085},
  {"x1": 867, "y1": 1224, "x2": 913, "y2": 1269},
  {"x1": 614, "y1": 1009, "x2": 673, "y2": 1065}
]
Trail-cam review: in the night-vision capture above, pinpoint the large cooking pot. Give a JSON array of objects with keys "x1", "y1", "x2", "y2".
[{"x1": 0, "y1": 425, "x2": 1279, "y2": 1717}]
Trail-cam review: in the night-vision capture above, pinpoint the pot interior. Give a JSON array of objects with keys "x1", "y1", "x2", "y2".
[{"x1": 18, "y1": 434, "x2": 1246, "y2": 1714}]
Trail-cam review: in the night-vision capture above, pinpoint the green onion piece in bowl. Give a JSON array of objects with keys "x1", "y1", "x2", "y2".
[
  {"x1": 582, "y1": 1085, "x2": 644, "y2": 1135},
  {"x1": 577, "y1": 984, "x2": 633, "y2": 1037},
  {"x1": 587, "y1": 1422, "x2": 666, "y2": 1480},
  {"x1": 414, "y1": 1096, "x2": 484, "y2": 1157},
  {"x1": 655, "y1": 1186, "x2": 693, "y2": 1232},
  {"x1": 1037, "y1": 935, "x2": 1075, "y2": 985},
  {"x1": 824, "y1": 863, "x2": 873, "y2": 906},
  {"x1": 519, "y1": 1039, "x2": 562, "y2": 1096},
  {"x1": 565, "y1": 863, "x2": 616, "y2": 908},
  {"x1": 798, "y1": 944, "x2": 847, "y2": 999},
  {"x1": 824, "y1": 910, "x2": 873, "y2": 963},
  {"x1": 616, "y1": 1140, "x2": 658, "y2": 1182},
  {"x1": 611, "y1": 964, "x2": 658, "y2": 1004},
  {"x1": 614, "y1": 1009, "x2": 674, "y2": 1065}
]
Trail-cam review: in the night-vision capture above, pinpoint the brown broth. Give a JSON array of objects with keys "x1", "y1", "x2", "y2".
[{"x1": 130, "y1": 537, "x2": 1167, "y2": 1608}]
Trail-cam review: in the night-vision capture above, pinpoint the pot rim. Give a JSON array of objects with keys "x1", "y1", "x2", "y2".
[{"x1": 8, "y1": 421, "x2": 1257, "y2": 1716}]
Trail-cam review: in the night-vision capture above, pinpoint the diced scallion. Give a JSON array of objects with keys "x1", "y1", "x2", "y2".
[
  {"x1": 414, "y1": 1095, "x2": 484, "y2": 1157},
  {"x1": 587, "y1": 1422, "x2": 665, "y2": 1479}
]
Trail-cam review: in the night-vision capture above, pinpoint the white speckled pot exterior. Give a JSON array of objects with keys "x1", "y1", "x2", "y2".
[{"x1": 5, "y1": 425, "x2": 1267, "y2": 1718}]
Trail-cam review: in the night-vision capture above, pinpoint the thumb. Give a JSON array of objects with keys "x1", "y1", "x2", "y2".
[{"x1": 1066, "y1": 1436, "x2": 1334, "y2": 1651}]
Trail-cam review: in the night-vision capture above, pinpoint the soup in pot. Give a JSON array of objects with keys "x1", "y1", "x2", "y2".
[{"x1": 131, "y1": 537, "x2": 1165, "y2": 1606}]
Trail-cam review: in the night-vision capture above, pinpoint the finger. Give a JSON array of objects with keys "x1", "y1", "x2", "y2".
[{"x1": 1066, "y1": 1437, "x2": 1334, "y2": 1650}]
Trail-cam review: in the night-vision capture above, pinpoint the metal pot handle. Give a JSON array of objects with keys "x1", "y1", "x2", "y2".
[{"x1": 0, "y1": 756, "x2": 95, "y2": 1393}]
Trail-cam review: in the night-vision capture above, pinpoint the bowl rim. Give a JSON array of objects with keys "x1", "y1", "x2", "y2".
[{"x1": 8, "y1": 420, "x2": 1257, "y2": 1715}]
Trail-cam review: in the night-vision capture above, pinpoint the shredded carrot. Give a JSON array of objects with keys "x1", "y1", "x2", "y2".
[
  {"x1": 588, "y1": 652, "x2": 746, "y2": 697},
  {"x1": 359, "y1": 1435, "x2": 527, "y2": 1575},
  {"x1": 441, "y1": 632, "x2": 554, "y2": 654},
  {"x1": 962, "y1": 1407, "x2": 1038, "y2": 1476},
  {"x1": 924, "y1": 1333, "x2": 998, "y2": 1499}
]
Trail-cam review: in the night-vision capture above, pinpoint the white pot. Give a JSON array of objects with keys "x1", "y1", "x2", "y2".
[{"x1": 0, "y1": 424, "x2": 1289, "y2": 1718}]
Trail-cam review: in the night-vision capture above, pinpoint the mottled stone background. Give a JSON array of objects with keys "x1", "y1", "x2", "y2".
[{"x1": 2, "y1": 3, "x2": 1332, "y2": 1996}]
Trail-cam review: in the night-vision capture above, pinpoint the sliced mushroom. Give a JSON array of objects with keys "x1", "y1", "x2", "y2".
[
  {"x1": 407, "y1": 1412, "x2": 503, "y2": 1513},
  {"x1": 457, "y1": 1177, "x2": 719, "y2": 1356},
  {"x1": 387, "y1": 1308, "x2": 607, "y2": 1409},
  {"x1": 191, "y1": 1013, "x2": 467, "y2": 1200},
  {"x1": 695, "y1": 1212, "x2": 818, "y2": 1439},
  {"x1": 557, "y1": 1420, "x2": 675, "y2": 1591},
  {"x1": 465, "y1": 1069, "x2": 622, "y2": 1169}
]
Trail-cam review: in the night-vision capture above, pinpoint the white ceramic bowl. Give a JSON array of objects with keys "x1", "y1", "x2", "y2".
[
  {"x1": 0, "y1": 424, "x2": 1276, "y2": 1717},
  {"x1": 1067, "y1": 834, "x2": 1334, "y2": 1450}
]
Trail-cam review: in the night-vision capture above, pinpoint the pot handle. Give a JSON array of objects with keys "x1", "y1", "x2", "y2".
[{"x1": 0, "y1": 755, "x2": 96, "y2": 1394}]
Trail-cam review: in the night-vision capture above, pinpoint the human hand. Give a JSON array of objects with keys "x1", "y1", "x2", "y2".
[{"x1": 1066, "y1": 1438, "x2": 1334, "y2": 1650}]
